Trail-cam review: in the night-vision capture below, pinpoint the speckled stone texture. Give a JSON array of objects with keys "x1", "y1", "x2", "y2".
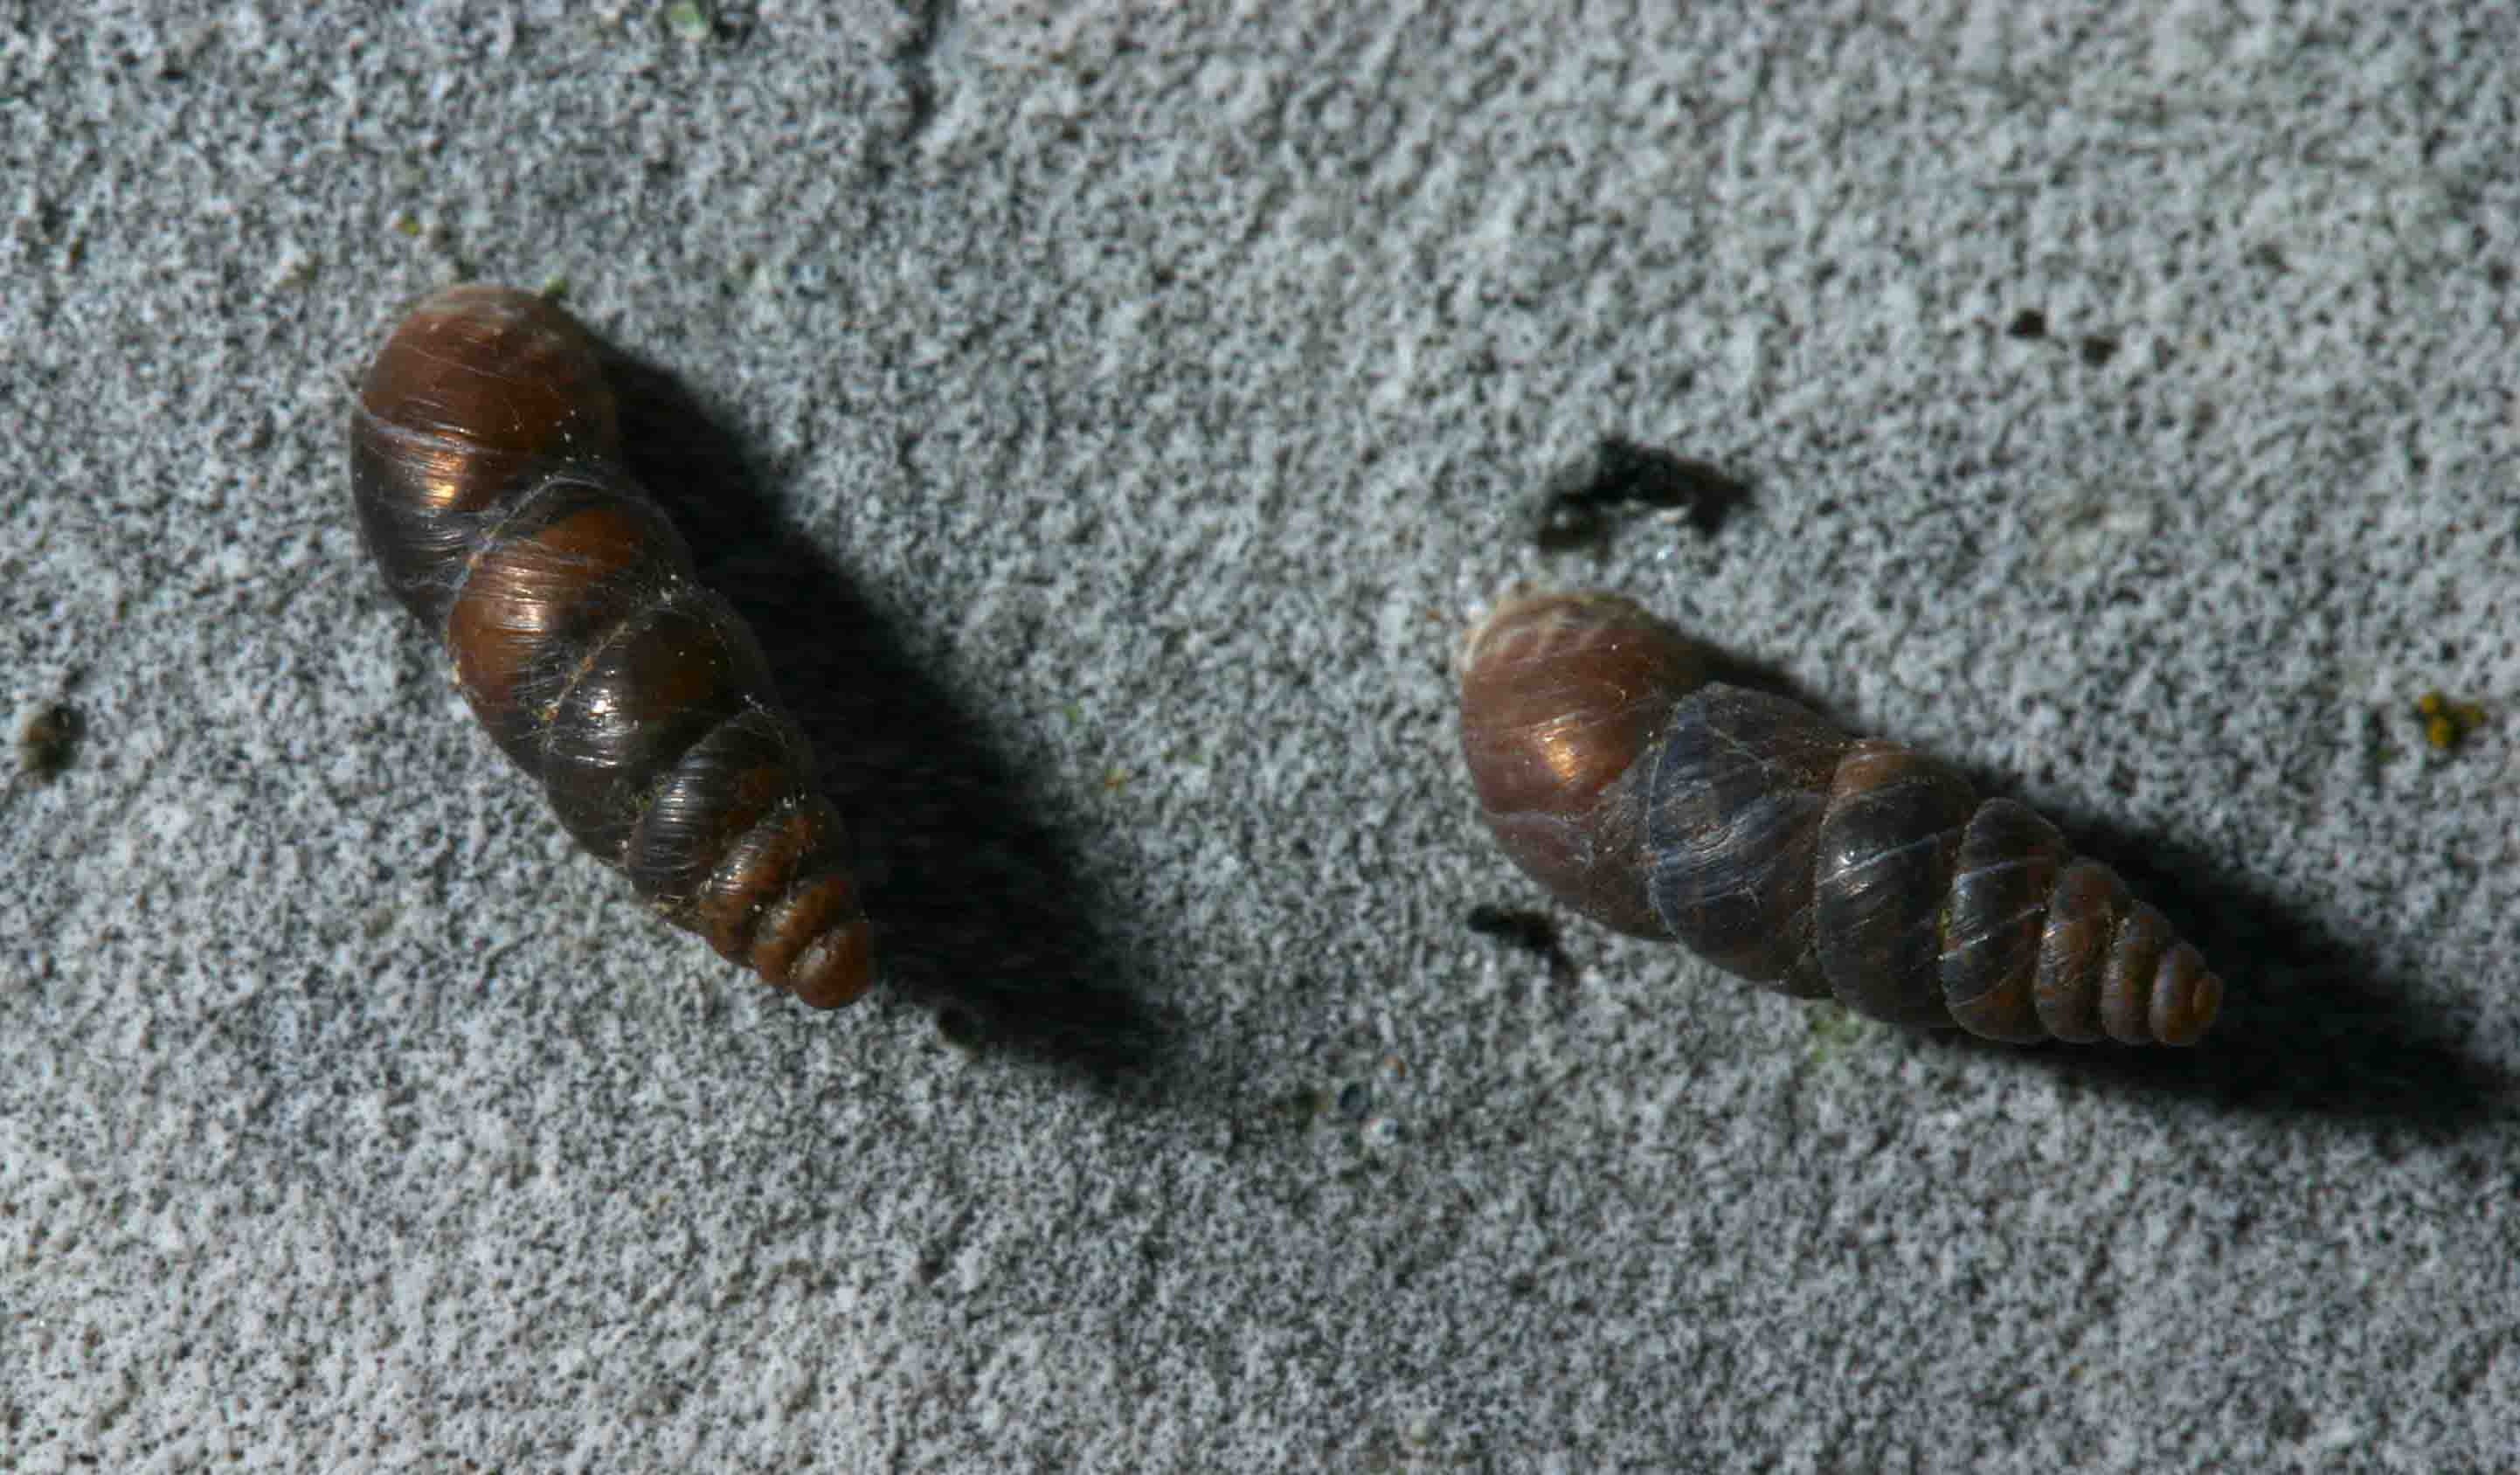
[{"x1": 3, "y1": 3, "x2": 2515, "y2": 1470}]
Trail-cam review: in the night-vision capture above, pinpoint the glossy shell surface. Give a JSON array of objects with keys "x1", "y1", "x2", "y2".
[
  {"x1": 1460, "y1": 592, "x2": 2221, "y2": 1045},
  {"x1": 351, "y1": 285, "x2": 874, "y2": 1008}
]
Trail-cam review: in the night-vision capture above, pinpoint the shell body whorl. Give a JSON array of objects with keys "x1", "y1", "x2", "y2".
[
  {"x1": 350, "y1": 285, "x2": 874, "y2": 1009},
  {"x1": 1459, "y1": 592, "x2": 2221, "y2": 1046},
  {"x1": 1457, "y1": 592, "x2": 1707, "y2": 939}
]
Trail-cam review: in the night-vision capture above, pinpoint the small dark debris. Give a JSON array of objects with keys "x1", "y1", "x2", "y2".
[
  {"x1": 1466, "y1": 904, "x2": 1558, "y2": 952},
  {"x1": 1533, "y1": 437, "x2": 1752, "y2": 553},
  {"x1": 2005, "y1": 309, "x2": 2048, "y2": 340},
  {"x1": 2079, "y1": 335, "x2": 2121, "y2": 367},
  {"x1": 1333, "y1": 1081, "x2": 1373, "y2": 1120},
  {"x1": 1466, "y1": 904, "x2": 1578, "y2": 985},
  {"x1": 17, "y1": 703, "x2": 80, "y2": 779}
]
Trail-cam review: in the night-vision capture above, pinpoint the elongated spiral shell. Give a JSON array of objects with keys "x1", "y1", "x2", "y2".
[
  {"x1": 1458, "y1": 592, "x2": 2221, "y2": 1045},
  {"x1": 350, "y1": 284, "x2": 875, "y2": 1008}
]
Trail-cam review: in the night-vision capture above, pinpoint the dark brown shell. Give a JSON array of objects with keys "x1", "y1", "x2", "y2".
[
  {"x1": 350, "y1": 284, "x2": 874, "y2": 1008},
  {"x1": 1459, "y1": 592, "x2": 2221, "y2": 1046}
]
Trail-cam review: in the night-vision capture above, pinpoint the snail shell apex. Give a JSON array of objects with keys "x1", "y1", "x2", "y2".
[{"x1": 1459, "y1": 592, "x2": 2221, "y2": 1046}]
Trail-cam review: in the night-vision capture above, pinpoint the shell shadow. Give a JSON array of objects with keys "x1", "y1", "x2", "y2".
[{"x1": 601, "y1": 347, "x2": 1162, "y2": 1084}]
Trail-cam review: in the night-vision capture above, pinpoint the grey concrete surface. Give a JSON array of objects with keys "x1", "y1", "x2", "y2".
[{"x1": 4, "y1": 3, "x2": 2516, "y2": 1469}]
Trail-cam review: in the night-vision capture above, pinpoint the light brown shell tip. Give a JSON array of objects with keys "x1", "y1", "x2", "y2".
[{"x1": 1462, "y1": 590, "x2": 1657, "y2": 672}]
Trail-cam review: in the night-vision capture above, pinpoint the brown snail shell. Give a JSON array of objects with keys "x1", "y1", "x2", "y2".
[
  {"x1": 350, "y1": 284, "x2": 874, "y2": 1008},
  {"x1": 1459, "y1": 592, "x2": 2221, "y2": 1045}
]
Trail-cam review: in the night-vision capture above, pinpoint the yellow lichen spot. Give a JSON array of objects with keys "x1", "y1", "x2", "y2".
[
  {"x1": 1805, "y1": 1004, "x2": 1872, "y2": 1061},
  {"x1": 664, "y1": 0, "x2": 710, "y2": 41},
  {"x1": 2413, "y1": 691, "x2": 2487, "y2": 753}
]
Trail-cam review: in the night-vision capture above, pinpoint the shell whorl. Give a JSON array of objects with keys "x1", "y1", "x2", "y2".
[
  {"x1": 1459, "y1": 592, "x2": 2222, "y2": 1046},
  {"x1": 350, "y1": 285, "x2": 875, "y2": 1009}
]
